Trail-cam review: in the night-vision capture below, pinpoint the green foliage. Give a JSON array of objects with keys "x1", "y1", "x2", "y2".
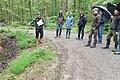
[
  {"x1": 8, "y1": 48, "x2": 56, "y2": 74},
  {"x1": 47, "y1": 23, "x2": 56, "y2": 29},
  {"x1": 0, "y1": 28, "x2": 11, "y2": 33},
  {"x1": 9, "y1": 31, "x2": 35, "y2": 49},
  {"x1": 50, "y1": 16, "x2": 57, "y2": 23},
  {"x1": 0, "y1": 0, "x2": 119, "y2": 25},
  {"x1": 11, "y1": 21, "x2": 27, "y2": 27},
  {"x1": 104, "y1": 22, "x2": 110, "y2": 34},
  {"x1": 46, "y1": 16, "x2": 57, "y2": 29}
]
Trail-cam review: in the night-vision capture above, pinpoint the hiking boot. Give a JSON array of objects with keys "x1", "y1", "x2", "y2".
[
  {"x1": 40, "y1": 39, "x2": 42, "y2": 43},
  {"x1": 54, "y1": 36, "x2": 58, "y2": 38},
  {"x1": 36, "y1": 38, "x2": 39, "y2": 46},
  {"x1": 36, "y1": 42, "x2": 39, "y2": 46},
  {"x1": 90, "y1": 45, "x2": 96, "y2": 48},
  {"x1": 102, "y1": 46, "x2": 109, "y2": 49},
  {"x1": 59, "y1": 36, "x2": 61, "y2": 38},
  {"x1": 85, "y1": 41, "x2": 91, "y2": 47},
  {"x1": 112, "y1": 49, "x2": 117, "y2": 52},
  {"x1": 68, "y1": 36, "x2": 70, "y2": 39},
  {"x1": 84, "y1": 44, "x2": 90, "y2": 47},
  {"x1": 66, "y1": 37, "x2": 68, "y2": 39},
  {"x1": 81, "y1": 37, "x2": 83, "y2": 40},
  {"x1": 76, "y1": 38, "x2": 80, "y2": 40},
  {"x1": 114, "y1": 52, "x2": 120, "y2": 55}
]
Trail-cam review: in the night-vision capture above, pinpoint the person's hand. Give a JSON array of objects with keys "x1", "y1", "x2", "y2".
[
  {"x1": 91, "y1": 27, "x2": 95, "y2": 30},
  {"x1": 111, "y1": 16, "x2": 113, "y2": 19},
  {"x1": 116, "y1": 32, "x2": 119, "y2": 35}
]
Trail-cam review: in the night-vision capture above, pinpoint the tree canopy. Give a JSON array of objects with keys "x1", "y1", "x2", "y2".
[{"x1": 0, "y1": 0, "x2": 119, "y2": 24}]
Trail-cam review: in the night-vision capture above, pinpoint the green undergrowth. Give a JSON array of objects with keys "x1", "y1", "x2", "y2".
[
  {"x1": 8, "y1": 48, "x2": 56, "y2": 74},
  {"x1": 9, "y1": 31, "x2": 35, "y2": 49}
]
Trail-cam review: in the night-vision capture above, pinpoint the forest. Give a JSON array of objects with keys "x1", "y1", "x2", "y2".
[
  {"x1": 0, "y1": 0, "x2": 120, "y2": 80},
  {"x1": 0, "y1": 0, "x2": 120, "y2": 26}
]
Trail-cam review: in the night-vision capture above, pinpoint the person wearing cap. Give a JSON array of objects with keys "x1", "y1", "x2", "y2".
[
  {"x1": 85, "y1": 8, "x2": 101, "y2": 48},
  {"x1": 55, "y1": 10, "x2": 64, "y2": 38},
  {"x1": 76, "y1": 12, "x2": 87, "y2": 40},
  {"x1": 102, "y1": 10, "x2": 119, "y2": 51},
  {"x1": 65, "y1": 12, "x2": 74, "y2": 39},
  {"x1": 30, "y1": 13, "x2": 44, "y2": 45}
]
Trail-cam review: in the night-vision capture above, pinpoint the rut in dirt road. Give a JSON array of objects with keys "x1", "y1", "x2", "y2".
[{"x1": 46, "y1": 30, "x2": 120, "y2": 80}]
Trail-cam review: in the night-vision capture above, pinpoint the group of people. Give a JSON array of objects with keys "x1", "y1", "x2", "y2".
[
  {"x1": 54, "y1": 10, "x2": 87, "y2": 40},
  {"x1": 54, "y1": 9, "x2": 103, "y2": 48},
  {"x1": 85, "y1": 8, "x2": 120, "y2": 54},
  {"x1": 54, "y1": 8, "x2": 120, "y2": 54},
  {"x1": 102, "y1": 9, "x2": 120, "y2": 54},
  {"x1": 30, "y1": 7, "x2": 120, "y2": 54},
  {"x1": 54, "y1": 9, "x2": 103, "y2": 47}
]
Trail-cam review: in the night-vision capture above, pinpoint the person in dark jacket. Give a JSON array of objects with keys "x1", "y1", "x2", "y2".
[
  {"x1": 102, "y1": 10, "x2": 119, "y2": 51},
  {"x1": 30, "y1": 13, "x2": 44, "y2": 45},
  {"x1": 113, "y1": 10, "x2": 120, "y2": 54},
  {"x1": 76, "y1": 13, "x2": 87, "y2": 40},
  {"x1": 98, "y1": 11, "x2": 105, "y2": 44},
  {"x1": 55, "y1": 10, "x2": 64, "y2": 38},
  {"x1": 85, "y1": 8, "x2": 101, "y2": 48}
]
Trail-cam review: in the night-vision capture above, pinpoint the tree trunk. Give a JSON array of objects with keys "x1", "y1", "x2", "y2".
[
  {"x1": 29, "y1": 0, "x2": 32, "y2": 19},
  {"x1": 5, "y1": 1, "x2": 8, "y2": 23},
  {"x1": 65, "y1": 0, "x2": 68, "y2": 12},
  {"x1": 74, "y1": 0, "x2": 76, "y2": 12},
  {"x1": 11, "y1": 0, "x2": 14, "y2": 23}
]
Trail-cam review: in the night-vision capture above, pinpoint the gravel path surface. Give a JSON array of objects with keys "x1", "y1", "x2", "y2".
[{"x1": 45, "y1": 30, "x2": 120, "y2": 80}]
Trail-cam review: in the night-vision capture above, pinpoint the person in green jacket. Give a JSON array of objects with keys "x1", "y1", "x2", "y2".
[
  {"x1": 85, "y1": 8, "x2": 101, "y2": 48},
  {"x1": 55, "y1": 10, "x2": 64, "y2": 38}
]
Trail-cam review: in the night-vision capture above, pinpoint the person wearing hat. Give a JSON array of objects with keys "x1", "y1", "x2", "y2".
[
  {"x1": 76, "y1": 12, "x2": 87, "y2": 40},
  {"x1": 55, "y1": 10, "x2": 64, "y2": 38},
  {"x1": 65, "y1": 12, "x2": 74, "y2": 39},
  {"x1": 29, "y1": 12, "x2": 44, "y2": 45},
  {"x1": 85, "y1": 8, "x2": 101, "y2": 48}
]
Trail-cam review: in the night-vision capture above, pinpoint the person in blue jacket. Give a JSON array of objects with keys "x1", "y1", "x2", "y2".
[{"x1": 66, "y1": 12, "x2": 74, "y2": 39}]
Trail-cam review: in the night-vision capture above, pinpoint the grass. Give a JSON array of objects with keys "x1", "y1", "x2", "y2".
[
  {"x1": 9, "y1": 31, "x2": 35, "y2": 49},
  {"x1": 8, "y1": 48, "x2": 56, "y2": 74},
  {"x1": 0, "y1": 28, "x2": 11, "y2": 33},
  {"x1": 0, "y1": 27, "x2": 57, "y2": 79},
  {"x1": 46, "y1": 23, "x2": 56, "y2": 29}
]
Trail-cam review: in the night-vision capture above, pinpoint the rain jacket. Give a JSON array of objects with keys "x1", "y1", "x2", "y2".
[
  {"x1": 110, "y1": 15, "x2": 120, "y2": 31},
  {"x1": 66, "y1": 16, "x2": 74, "y2": 29},
  {"x1": 91, "y1": 14, "x2": 101, "y2": 30}
]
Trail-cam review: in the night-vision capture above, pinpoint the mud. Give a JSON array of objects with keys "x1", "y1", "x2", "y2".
[{"x1": 0, "y1": 34, "x2": 19, "y2": 71}]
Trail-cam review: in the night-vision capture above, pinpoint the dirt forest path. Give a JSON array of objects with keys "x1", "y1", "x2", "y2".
[{"x1": 44, "y1": 30, "x2": 120, "y2": 80}]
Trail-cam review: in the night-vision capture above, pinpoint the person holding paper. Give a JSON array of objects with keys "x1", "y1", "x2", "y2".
[{"x1": 30, "y1": 13, "x2": 44, "y2": 45}]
